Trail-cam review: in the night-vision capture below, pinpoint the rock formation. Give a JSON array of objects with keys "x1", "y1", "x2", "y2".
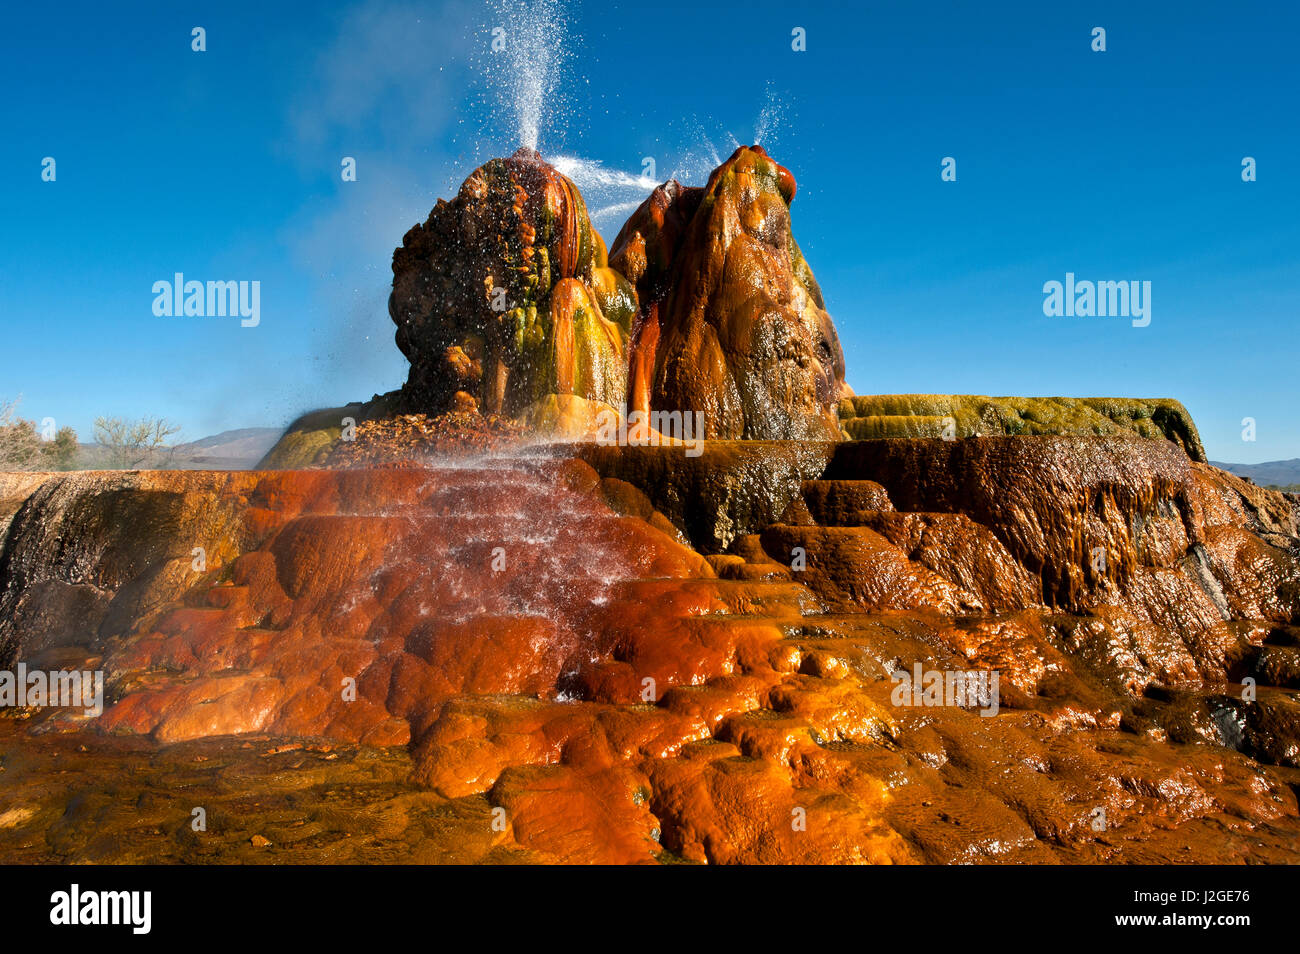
[
  {"x1": 384, "y1": 144, "x2": 850, "y2": 445},
  {"x1": 839, "y1": 394, "x2": 1207, "y2": 460},
  {"x1": 610, "y1": 145, "x2": 851, "y2": 441},
  {"x1": 253, "y1": 143, "x2": 855, "y2": 467},
  {"x1": 389, "y1": 147, "x2": 636, "y2": 423}
]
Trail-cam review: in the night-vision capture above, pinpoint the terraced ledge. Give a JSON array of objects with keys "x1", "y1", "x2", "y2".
[{"x1": 837, "y1": 395, "x2": 1205, "y2": 462}]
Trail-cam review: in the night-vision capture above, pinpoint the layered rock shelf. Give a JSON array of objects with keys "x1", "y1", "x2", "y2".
[{"x1": 1, "y1": 432, "x2": 1298, "y2": 863}]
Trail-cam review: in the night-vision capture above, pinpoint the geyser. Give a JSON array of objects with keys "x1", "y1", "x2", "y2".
[
  {"x1": 387, "y1": 143, "x2": 851, "y2": 443},
  {"x1": 486, "y1": 0, "x2": 571, "y2": 152}
]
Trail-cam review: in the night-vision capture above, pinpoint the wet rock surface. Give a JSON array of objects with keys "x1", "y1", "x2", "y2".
[
  {"x1": 610, "y1": 146, "x2": 851, "y2": 440},
  {"x1": 320, "y1": 413, "x2": 527, "y2": 466},
  {"x1": 573, "y1": 440, "x2": 836, "y2": 553},
  {"x1": 839, "y1": 395, "x2": 1207, "y2": 462},
  {"x1": 2, "y1": 435, "x2": 1299, "y2": 864},
  {"x1": 389, "y1": 148, "x2": 631, "y2": 419}
]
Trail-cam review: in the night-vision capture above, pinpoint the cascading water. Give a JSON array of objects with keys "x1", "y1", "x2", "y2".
[{"x1": 370, "y1": 457, "x2": 641, "y2": 625}]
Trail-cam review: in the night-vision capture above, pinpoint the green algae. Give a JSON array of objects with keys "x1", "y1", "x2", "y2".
[
  {"x1": 836, "y1": 395, "x2": 1206, "y2": 461},
  {"x1": 257, "y1": 393, "x2": 401, "y2": 469}
]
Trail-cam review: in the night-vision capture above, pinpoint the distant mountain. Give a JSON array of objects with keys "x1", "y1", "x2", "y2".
[
  {"x1": 1210, "y1": 458, "x2": 1300, "y2": 489},
  {"x1": 54, "y1": 427, "x2": 283, "y2": 471},
  {"x1": 169, "y1": 427, "x2": 283, "y2": 469}
]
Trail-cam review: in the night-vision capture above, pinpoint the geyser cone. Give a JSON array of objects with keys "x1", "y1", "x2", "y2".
[
  {"x1": 389, "y1": 149, "x2": 636, "y2": 428},
  {"x1": 609, "y1": 145, "x2": 852, "y2": 440}
]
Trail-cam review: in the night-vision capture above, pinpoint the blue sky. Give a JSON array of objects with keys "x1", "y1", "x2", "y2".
[{"x1": 1, "y1": 0, "x2": 1296, "y2": 462}]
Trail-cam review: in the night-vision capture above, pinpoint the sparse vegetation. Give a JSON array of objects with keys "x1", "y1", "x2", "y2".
[
  {"x1": 0, "y1": 397, "x2": 80, "y2": 471},
  {"x1": 2, "y1": 401, "x2": 277, "y2": 473},
  {"x1": 92, "y1": 415, "x2": 182, "y2": 470}
]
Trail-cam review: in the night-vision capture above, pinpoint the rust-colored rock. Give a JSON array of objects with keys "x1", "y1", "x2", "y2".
[
  {"x1": 389, "y1": 148, "x2": 632, "y2": 420},
  {"x1": 2, "y1": 435, "x2": 1299, "y2": 864},
  {"x1": 572, "y1": 439, "x2": 837, "y2": 552},
  {"x1": 610, "y1": 146, "x2": 851, "y2": 440}
]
